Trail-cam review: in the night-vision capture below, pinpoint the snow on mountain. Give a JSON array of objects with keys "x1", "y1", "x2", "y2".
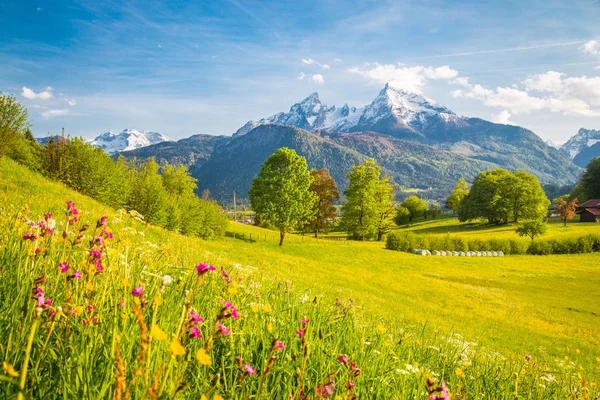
[
  {"x1": 233, "y1": 83, "x2": 465, "y2": 137},
  {"x1": 559, "y1": 128, "x2": 600, "y2": 159},
  {"x1": 91, "y1": 129, "x2": 171, "y2": 155}
]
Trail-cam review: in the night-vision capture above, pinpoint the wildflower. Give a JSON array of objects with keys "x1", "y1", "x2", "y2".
[
  {"x1": 66, "y1": 200, "x2": 78, "y2": 215},
  {"x1": 73, "y1": 270, "x2": 82, "y2": 279},
  {"x1": 93, "y1": 235, "x2": 104, "y2": 247},
  {"x1": 195, "y1": 262, "x2": 216, "y2": 276},
  {"x1": 3, "y1": 362, "x2": 19, "y2": 377},
  {"x1": 95, "y1": 260, "x2": 104, "y2": 273},
  {"x1": 190, "y1": 326, "x2": 202, "y2": 339},
  {"x1": 97, "y1": 215, "x2": 108, "y2": 228},
  {"x1": 244, "y1": 364, "x2": 257, "y2": 375},
  {"x1": 131, "y1": 286, "x2": 144, "y2": 297},
  {"x1": 223, "y1": 301, "x2": 239, "y2": 319},
  {"x1": 59, "y1": 262, "x2": 70, "y2": 273},
  {"x1": 525, "y1": 354, "x2": 532, "y2": 360},
  {"x1": 221, "y1": 267, "x2": 232, "y2": 283},
  {"x1": 151, "y1": 324, "x2": 167, "y2": 341},
  {"x1": 338, "y1": 355, "x2": 348, "y2": 364},
  {"x1": 216, "y1": 322, "x2": 230, "y2": 336},
  {"x1": 251, "y1": 303, "x2": 259, "y2": 313},
  {"x1": 263, "y1": 304, "x2": 272, "y2": 313},
  {"x1": 189, "y1": 310, "x2": 204, "y2": 324},
  {"x1": 162, "y1": 275, "x2": 173, "y2": 286},
  {"x1": 196, "y1": 348, "x2": 212, "y2": 365},
  {"x1": 22, "y1": 232, "x2": 37, "y2": 241},
  {"x1": 169, "y1": 338, "x2": 185, "y2": 356},
  {"x1": 300, "y1": 317, "x2": 310, "y2": 325},
  {"x1": 347, "y1": 381, "x2": 355, "y2": 390},
  {"x1": 267, "y1": 322, "x2": 273, "y2": 333},
  {"x1": 276, "y1": 340, "x2": 285, "y2": 350},
  {"x1": 456, "y1": 368, "x2": 465, "y2": 379},
  {"x1": 295, "y1": 329, "x2": 305, "y2": 337},
  {"x1": 35, "y1": 248, "x2": 41, "y2": 254},
  {"x1": 376, "y1": 324, "x2": 387, "y2": 334},
  {"x1": 102, "y1": 229, "x2": 113, "y2": 239},
  {"x1": 89, "y1": 249, "x2": 103, "y2": 259}
]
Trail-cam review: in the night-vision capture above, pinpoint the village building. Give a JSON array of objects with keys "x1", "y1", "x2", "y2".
[{"x1": 576, "y1": 199, "x2": 600, "y2": 222}]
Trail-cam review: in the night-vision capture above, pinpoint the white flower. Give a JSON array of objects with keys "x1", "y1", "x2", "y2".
[
  {"x1": 162, "y1": 275, "x2": 173, "y2": 286},
  {"x1": 47, "y1": 218, "x2": 56, "y2": 229}
]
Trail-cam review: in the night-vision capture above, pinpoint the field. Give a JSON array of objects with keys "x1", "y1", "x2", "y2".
[{"x1": 1, "y1": 157, "x2": 599, "y2": 398}]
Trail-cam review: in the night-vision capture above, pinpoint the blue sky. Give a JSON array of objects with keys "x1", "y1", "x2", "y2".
[{"x1": 1, "y1": 0, "x2": 600, "y2": 143}]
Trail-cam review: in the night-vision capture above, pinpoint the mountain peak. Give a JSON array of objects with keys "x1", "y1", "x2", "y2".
[{"x1": 91, "y1": 129, "x2": 171, "y2": 155}]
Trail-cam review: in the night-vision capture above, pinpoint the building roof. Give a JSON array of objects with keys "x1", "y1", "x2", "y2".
[
  {"x1": 578, "y1": 199, "x2": 600, "y2": 208},
  {"x1": 577, "y1": 208, "x2": 600, "y2": 216}
]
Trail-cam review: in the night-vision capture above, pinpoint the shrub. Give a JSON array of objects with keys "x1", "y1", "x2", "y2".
[{"x1": 386, "y1": 231, "x2": 416, "y2": 251}]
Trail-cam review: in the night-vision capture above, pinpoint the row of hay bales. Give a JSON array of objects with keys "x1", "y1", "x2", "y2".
[{"x1": 411, "y1": 249, "x2": 505, "y2": 256}]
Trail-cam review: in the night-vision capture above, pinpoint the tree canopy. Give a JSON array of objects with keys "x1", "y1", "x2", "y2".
[
  {"x1": 458, "y1": 169, "x2": 549, "y2": 224},
  {"x1": 305, "y1": 168, "x2": 339, "y2": 238},
  {"x1": 516, "y1": 220, "x2": 547, "y2": 241},
  {"x1": 249, "y1": 148, "x2": 316, "y2": 246},
  {"x1": 579, "y1": 157, "x2": 600, "y2": 200},
  {"x1": 401, "y1": 196, "x2": 427, "y2": 222},
  {"x1": 553, "y1": 196, "x2": 578, "y2": 227},
  {"x1": 341, "y1": 158, "x2": 396, "y2": 241},
  {"x1": 445, "y1": 178, "x2": 469, "y2": 214},
  {"x1": 0, "y1": 93, "x2": 30, "y2": 158}
]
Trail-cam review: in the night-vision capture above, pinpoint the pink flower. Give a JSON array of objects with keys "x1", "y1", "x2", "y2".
[
  {"x1": 131, "y1": 286, "x2": 144, "y2": 297},
  {"x1": 93, "y1": 236, "x2": 104, "y2": 247},
  {"x1": 59, "y1": 262, "x2": 70, "y2": 273},
  {"x1": 189, "y1": 310, "x2": 204, "y2": 324},
  {"x1": 89, "y1": 249, "x2": 103, "y2": 259},
  {"x1": 195, "y1": 262, "x2": 216, "y2": 275},
  {"x1": 216, "y1": 322, "x2": 230, "y2": 336},
  {"x1": 347, "y1": 381, "x2": 355, "y2": 390},
  {"x1": 295, "y1": 329, "x2": 305, "y2": 337},
  {"x1": 525, "y1": 354, "x2": 532, "y2": 360},
  {"x1": 22, "y1": 233, "x2": 37, "y2": 241},
  {"x1": 189, "y1": 326, "x2": 202, "y2": 339},
  {"x1": 102, "y1": 229, "x2": 113, "y2": 239},
  {"x1": 35, "y1": 248, "x2": 41, "y2": 254},
  {"x1": 221, "y1": 267, "x2": 232, "y2": 283},
  {"x1": 97, "y1": 215, "x2": 108, "y2": 228},
  {"x1": 73, "y1": 270, "x2": 82, "y2": 279},
  {"x1": 300, "y1": 317, "x2": 310, "y2": 325},
  {"x1": 244, "y1": 364, "x2": 257, "y2": 375},
  {"x1": 276, "y1": 341, "x2": 285, "y2": 350},
  {"x1": 95, "y1": 260, "x2": 104, "y2": 273},
  {"x1": 338, "y1": 355, "x2": 348, "y2": 364},
  {"x1": 223, "y1": 301, "x2": 239, "y2": 319},
  {"x1": 44, "y1": 213, "x2": 53, "y2": 219}
]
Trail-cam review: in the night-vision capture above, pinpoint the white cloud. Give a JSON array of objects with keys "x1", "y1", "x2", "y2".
[
  {"x1": 322, "y1": 64, "x2": 331, "y2": 70},
  {"x1": 311, "y1": 74, "x2": 325, "y2": 84},
  {"x1": 490, "y1": 110, "x2": 515, "y2": 125},
  {"x1": 301, "y1": 58, "x2": 316, "y2": 65},
  {"x1": 583, "y1": 40, "x2": 600, "y2": 55},
  {"x1": 596, "y1": 65, "x2": 600, "y2": 71},
  {"x1": 42, "y1": 109, "x2": 69, "y2": 119},
  {"x1": 22, "y1": 86, "x2": 53, "y2": 100},
  {"x1": 297, "y1": 72, "x2": 306, "y2": 80},
  {"x1": 67, "y1": 99, "x2": 77, "y2": 106},
  {"x1": 453, "y1": 71, "x2": 600, "y2": 117},
  {"x1": 347, "y1": 63, "x2": 458, "y2": 93},
  {"x1": 334, "y1": 58, "x2": 342, "y2": 63}
]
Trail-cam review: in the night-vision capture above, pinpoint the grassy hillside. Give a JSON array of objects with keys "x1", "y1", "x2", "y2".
[{"x1": 0, "y1": 157, "x2": 598, "y2": 398}]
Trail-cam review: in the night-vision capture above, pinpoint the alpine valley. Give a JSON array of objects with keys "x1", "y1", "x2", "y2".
[{"x1": 119, "y1": 84, "x2": 581, "y2": 202}]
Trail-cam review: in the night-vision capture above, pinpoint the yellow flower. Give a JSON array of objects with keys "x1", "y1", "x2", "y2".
[
  {"x1": 154, "y1": 296, "x2": 162, "y2": 306},
  {"x1": 227, "y1": 286, "x2": 238, "y2": 295},
  {"x1": 201, "y1": 396, "x2": 208, "y2": 400},
  {"x1": 3, "y1": 362, "x2": 18, "y2": 377},
  {"x1": 267, "y1": 322, "x2": 273, "y2": 333},
  {"x1": 122, "y1": 278, "x2": 130, "y2": 287},
  {"x1": 196, "y1": 348, "x2": 212, "y2": 366},
  {"x1": 335, "y1": 397, "x2": 343, "y2": 400},
  {"x1": 150, "y1": 324, "x2": 167, "y2": 341},
  {"x1": 576, "y1": 349, "x2": 580, "y2": 354},
  {"x1": 456, "y1": 368, "x2": 465, "y2": 379},
  {"x1": 169, "y1": 338, "x2": 185, "y2": 356},
  {"x1": 564, "y1": 356, "x2": 569, "y2": 361},
  {"x1": 263, "y1": 304, "x2": 272, "y2": 313},
  {"x1": 74, "y1": 306, "x2": 84, "y2": 316},
  {"x1": 85, "y1": 282, "x2": 94, "y2": 291},
  {"x1": 213, "y1": 395, "x2": 224, "y2": 400},
  {"x1": 596, "y1": 357, "x2": 600, "y2": 363},
  {"x1": 251, "y1": 304, "x2": 259, "y2": 313},
  {"x1": 376, "y1": 324, "x2": 387, "y2": 334},
  {"x1": 463, "y1": 360, "x2": 472, "y2": 368}
]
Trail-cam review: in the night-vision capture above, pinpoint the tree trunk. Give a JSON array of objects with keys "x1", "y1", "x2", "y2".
[
  {"x1": 279, "y1": 230, "x2": 285, "y2": 246},
  {"x1": 377, "y1": 230, "x2": 384, "y2": 241},
  {"x1": 314, "y1": 230, "x2": 318, "y2": 239},
  {"x1": 563, "y1": 218, "x2": 567, "y2": 227}
]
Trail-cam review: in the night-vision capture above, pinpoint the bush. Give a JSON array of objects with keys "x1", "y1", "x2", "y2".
[{"x1": 386, "y1": 231, "x2": 416, "y2": 251}]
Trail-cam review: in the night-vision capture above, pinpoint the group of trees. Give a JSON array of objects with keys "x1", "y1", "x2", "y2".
[
  {"x1": 571, "y1": 157, "x2": 600, "y2": 201},
  {"x1": 0, "y1": 93, "x2": 228, "y2": 238}
]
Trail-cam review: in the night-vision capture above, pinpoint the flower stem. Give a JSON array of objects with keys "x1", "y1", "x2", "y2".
[{"x1": 17, "y1": 314, "x2": 40, "y2": 400}]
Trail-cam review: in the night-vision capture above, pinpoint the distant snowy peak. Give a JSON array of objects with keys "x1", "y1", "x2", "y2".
[
  {"x1": 233, "y1": 83, "x2": 464, "y2": 137},
  {"x1": 92, "y1": 129, "x2": 171, "y2": 154},
  {"x1": 560, "y1": 128, "x2": 600, "y2": 159}
]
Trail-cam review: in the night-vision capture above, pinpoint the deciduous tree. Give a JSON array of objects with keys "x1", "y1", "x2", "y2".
[
  {"x1": 401, "y1": 196, "x2": 427, "y2": 223},
  {"x1": 305, "y1": 168, "x2": 339, "y2": 238},
  {"x1": 0, "y1": 93, "x2": 30, "y2": 158},
  {"x1": 553, "y1": 196, "x2": 578, "y2": 226},
  {"x1": 445, "y1": 178, "x2": 469, "y2": 214},
  {"x1": 516, "y1": 220, "x2": 547, "y2": 241},
  {"x1": 249, "y1": 148, "x2": 316, "y2": 246}
]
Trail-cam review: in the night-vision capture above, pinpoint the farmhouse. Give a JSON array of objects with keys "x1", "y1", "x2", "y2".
[{"x1": 576, "y1": 199, "x2": 600, "y2": 222}]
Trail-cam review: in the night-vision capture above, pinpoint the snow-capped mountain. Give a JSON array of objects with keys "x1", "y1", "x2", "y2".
[
  {"x1": 560, "y1": 128, "x2": 600, "y2": 159},
  {"x1": 91, "y1": 129, "x2": 171, "y2": 154},
  {"x1": 233, "y1": 83, "x2": 465, "y2": 138}
]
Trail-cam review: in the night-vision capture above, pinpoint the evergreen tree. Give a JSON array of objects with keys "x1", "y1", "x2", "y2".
[
  {"x1": 579, "y1": 157, "x2": 600, "y2": 200},
  {"x1": 249, "y1": 148, "x2": 316, "y2": 246}
]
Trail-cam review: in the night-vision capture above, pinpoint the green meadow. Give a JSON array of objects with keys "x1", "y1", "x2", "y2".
[{"x1": 1, "y1": 156, "x2": 599, "y2": 398}]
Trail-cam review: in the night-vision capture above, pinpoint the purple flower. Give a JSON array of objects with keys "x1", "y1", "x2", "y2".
[
  {"x1": 216, "y1": 322, "x2": 230, "y2": 336},
  {"x1": 300, "y1": 317, "x2": 310, "y2": 325},
  {"x1": 89, "y1": 249, "x2": 103, "y2": 259},
  {"x1": 244, "y1": 364, "x2": 257, "y2": 375},
  {"x1": 276, "y1": 341, "x2": 285, "y2": 350},
  {"x1": 102, "y1": 229, "x2": 113, "y2": 239},
  {"x1": 295, "y1": 329, "x2": 305, "y2": 337},
  {"x1": 95, "y1": 259, "x2": 104, "y2": 273},
  {"x1": 189, "y1": 311, "x2": 204, "y2": 324},
  {"x1": 97, "y1": 215, "x2": 108, "y2": 228},
  {"x1": 189, "y1": 326, "x2": 202, "y2": 339},
  {"x1": 59, "y1": 262, "x2": 69, "y2": 273},
  {"x1": 73, "y1": 270, "x2": 82, "y2": 279},
  {"x1": 338, "y1": 355, "x2": 348, "y2": 364},
  {"x1": 131, "y1": 286, "x2": 144, "y2": 297},
  {"x1": 195, "y1": 262, "x2": 216, "y2": 276},
  {"x1": 223, "y1": 301, "x2": 239, "y2": 319},
  {"x1": 22, "y1": 233, "x2": 37, "y2": 241}
]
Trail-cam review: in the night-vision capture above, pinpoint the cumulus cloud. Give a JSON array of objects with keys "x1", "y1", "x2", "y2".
[
  {"x1": 490, "y1": 110, "x2": 515, "y2": 125},
  {"x1": 22, "y1": 86, "x2": 53, "y2": 100},
  {"x1": 453, "y1": 71, "x2": 600, "y2": 117},
  {"x1": 297, "y1": 72, "x2": 324, "y2": 84},
  {"x1": 301, "y1": 58, "x2": 316, "y2": 65},
  {"x1": 347, "y1": 63, "x2": 458, "y2": 93},
  {"x1": 321, "y1": 64, "x2": 331, "y2": 70},
  {"x1": 311, "y1": 74, "x2": 325, "y2": 84},
  {"x1": 301, "y1": 58, "x2": 331, "y2": 71},
  {"x1": 42, "y1": 109, "x2": 69, "y2": 119},
  {"x1": 583, "y1": 40, "x2": 600, "y2": 55},
  {"x1": 67, "y1": 99, "x2": 77, "y2": 106}
]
